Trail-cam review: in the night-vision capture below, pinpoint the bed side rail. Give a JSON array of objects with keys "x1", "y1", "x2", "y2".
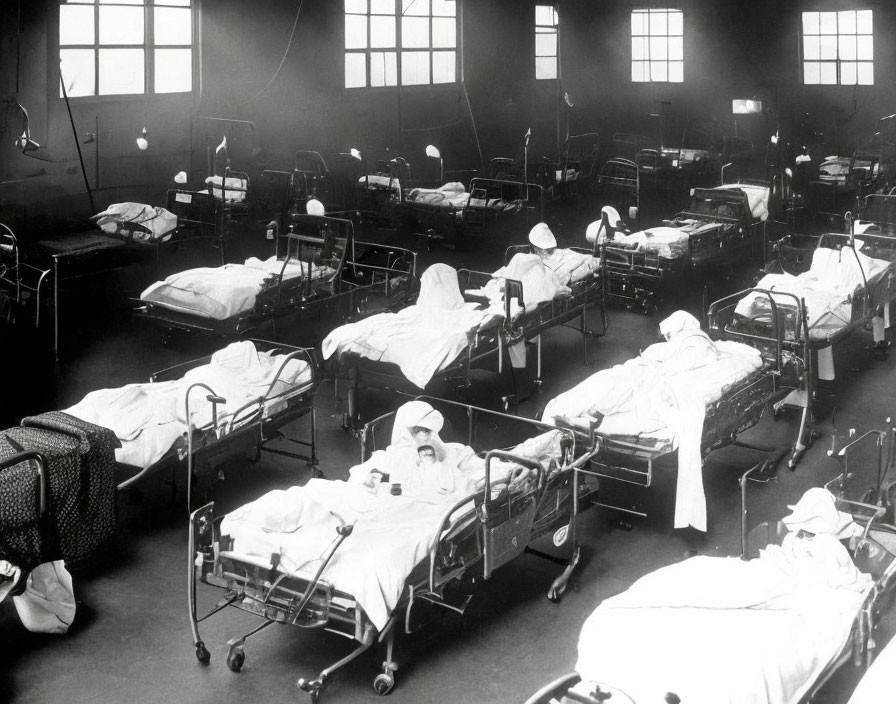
[
  {"x1": 346, "y1": 240, "x2": 418, "y2": 288},
  {"x1": 358, "y1": 396, "x2": 583, "y2": 464},
  {"x1": 0, "y1": 450, "x2": 48, "y2": 520},
  {"x1": 457, "y1": 268, "x2": 525, "y2": 320}
]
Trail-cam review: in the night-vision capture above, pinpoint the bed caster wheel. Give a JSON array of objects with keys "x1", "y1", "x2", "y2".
[
  {"x1": 373, "y1": 673, "x2": 395, "y2": 696},
  {"x1": 195, "y1": 642, "x2": 210, "y2": 665},
  {"x1": 226, "y1": 647, "x2": 245, "y2": 673}
]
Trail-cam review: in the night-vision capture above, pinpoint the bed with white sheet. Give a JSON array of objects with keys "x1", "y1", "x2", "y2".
[
  {"x1": 324, "y1": 255, "x2": 603, "y2": 426},
  {"x1": 601, "y1": 180, "x2": 770, "y2": 311},
  {"x1": 542, "y1": 310, "x2": 799, "y2": 531},
  {"x1": 64, "y1": 340, "x2": 317, "y2": 490},
  {"x1": 524, "y1": 487, "x2": 896, "y2": 704},
  {"x1": 135, "y1": 214, "x2": 417, "y2": 339},
  {"x1": 323, "y1": 264, "x2": 502, "y2": 419},
  {"x1": 187, "y1": 398, "x2": 600, "y2": 701}
]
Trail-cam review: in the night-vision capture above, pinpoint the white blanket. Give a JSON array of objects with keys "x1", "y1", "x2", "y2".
[
  {"x1": 406, "y1": 182, "x2": 469, "y2": 208},
  {"x1": 322, "y1": 264, "x2": 498, "y2": 388},
  {"x1": 716, "y1": 183, "x2": 770, "y2": 221},
  {"x1": 542, "y1": 335, "x2": 763, "y2": 531},
  {"x1": 140, "y1": 256, "x2": 333, "y2": 320},
  {"x1": 576, "y1": 546, "x2": 871, "y2": 704},
  {"x1": 219, "y1": 431, "x2": 565, "y2": 631},
  {"x1": 735, "y1": 246, "x2": 893, "y2": 339},
  {"x1": 65, "y1": 341, "x2": 312, "y2": 468},
  {"x1": 205, "y1": 176, "x2": 247, "y2": 202}
]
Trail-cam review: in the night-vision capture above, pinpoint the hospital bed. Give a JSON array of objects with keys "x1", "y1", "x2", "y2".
[
  {"x1": 601, "y1": 179, "x2": 771, "y2": 312},
  {"x1": 523, "y1": 484, "x2": 896, "y2": 704},
  {"x1": 460, "y1": 177, "x2": 545, "y2": 238},
  {"x1": 542, "y1": 307, "x2": 802, "y2": 531},
  {"x1": 720, "y1": 229, "x2": 896, "y2": 465},
  {"x1": 187, "y1": 398, "x2": 600, "y2": 701},
  {"x1": 134, "y1": 213, "x2": 417, "y2": 340},
  {"x1": 854, "y1": 192, "x2": 896, "y2": 235},
  {"x1": 64, "y1": 339, "x2": 318, "y2": 500},
  {"x1": 325, "y1": 256, "x2": 606, "y2": 428}
]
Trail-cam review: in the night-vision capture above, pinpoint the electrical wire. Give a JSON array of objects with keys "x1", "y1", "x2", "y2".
[{"x1": 240, "y1": 0, "x2": 304, "y2": 105}]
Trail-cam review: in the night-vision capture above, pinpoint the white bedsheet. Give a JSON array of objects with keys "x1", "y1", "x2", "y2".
[
  {"x1": 847, "y1": 631, "x2": 896, "y2": 704},
  {"x1": 140, "y1": 256, "x2": 334, "y2": 320},
  {"x1": 576, "y1": 548, "x2": 870, "y2": 704},
  {"x1": 735, "y1": 246, "x2": 893, "y2": 339},
  {"x1": 64, "y1": 341, "x2": 312, "y2": 468},
  {"x1": 219, "y1": 431, "x2": 564, "y2": 631},
  {"x1": 542, "y1": 336, "x2": 763, "y2": 531},
  {"x1": 322, "y1": 264, "x2": 499, "y2": 388},
  {"x1": 716, "y1": 183, "x2": 770, "y2": 221},
  {"x1": 406, "y1": 182, "x2": 469, "y2": 208},
  {"x1": 205, "y1": 176, "x2": 247, "y2": 202}
]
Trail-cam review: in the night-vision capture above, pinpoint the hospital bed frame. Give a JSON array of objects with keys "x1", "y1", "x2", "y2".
[
  {"x1": 0, "y1": 223, "x2": 50, "y2": 330},
  {"x1": 602, "y1": 180, "x2": 770, "y2": 312},
  {"x1": 856, "y1": 192, "x2": 896, "y2": 234},
  {"x1": 0, "y1": 450, "x2": 49, "y2": 579},
  {"x1": 134, "y1": 214, "x2": 418, "y2": 341},
  {"x1": 724, "y1": 228, "x2": 896, "y2": 465},
  {"x1": 115, "y1": 339, "x2": 319, "y2": 500},
  {"x1": 333, "y1": 249, "x2": 607, "y2": 428},
  {"x1": 460, "y1": 177, "x2": 545, "y2": 238},
  {"x1": 187, "y1": 398, "x2": 600, "y2": 701},
  {"x1": 522, "y1": 475, "x2": 896, "y2": 704},
  {"x1": 547, "y1": 297, "x2": 803, "y2": 522}
]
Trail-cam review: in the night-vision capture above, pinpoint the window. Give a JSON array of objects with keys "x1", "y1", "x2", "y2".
[
  {"x1": 59, "y1": 0, "x2": 194, "y2": 98},
  {"x1": 344, "y1": 0, "x2": 457, "y2": 88},
  {"x1": 535, "y1": 5, "x2": 558, "y2": 80},
  {"x1": 631, "y1": 8, "x2": 683, "y2": 83},
  {"x1": 802, "y1": 11, "x2": 873, "y2": 85}
]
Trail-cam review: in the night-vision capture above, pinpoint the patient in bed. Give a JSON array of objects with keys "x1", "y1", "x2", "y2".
[
  {"x1": 349, "y1": 400, "x2": 482, "y2": 498},
  {"x1": 528, "y1": 222, "x2": 599, "y2": 286}
]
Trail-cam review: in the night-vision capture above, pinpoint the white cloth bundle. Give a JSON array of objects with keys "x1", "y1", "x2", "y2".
[{"x1": 91, "y1": 202, "x2": 177, "y2": 242}]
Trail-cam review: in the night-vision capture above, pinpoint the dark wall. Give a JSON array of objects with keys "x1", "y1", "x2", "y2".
[{"x1": 2, "y1": 0, "x2": 894, "y2": 235}]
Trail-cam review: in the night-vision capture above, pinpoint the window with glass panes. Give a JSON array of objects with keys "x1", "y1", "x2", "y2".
[
  {"x1": 344, "y1": 0, "x2": 457, "y2": 88},
  {"x1": 535, "y1": 5, "x2": 558, "y2": 80},
  {"x1": 802, "y1": 11, "x2": 873, "y2": 85},
  {"x1": 59, "y1": 0, "x2": 193, "y2": 97},
  {"x1": 630, "y1": 8, "x2": 683, "y2": 83}
]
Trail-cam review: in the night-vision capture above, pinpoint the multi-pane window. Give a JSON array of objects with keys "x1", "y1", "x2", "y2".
[
  {"x1": 535, "y1": 5, "x2": 559, "y2": 80},
  {"x1": 59, "y1": 0, "x2": 193, "y2": 98},
  {"x1": 631, "y1": 8, "x2": 683, "y2": 83},
  {"x1": 344, "y1": 0, "x2": 457, "y2": 88},
  {"x1": 802, "y1": 11, "x2": 873, "y2": 85}
]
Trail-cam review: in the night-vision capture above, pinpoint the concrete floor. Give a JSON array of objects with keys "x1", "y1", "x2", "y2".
[{"x1": 2, "y1": 189, "x2": 896, "y2": 704}]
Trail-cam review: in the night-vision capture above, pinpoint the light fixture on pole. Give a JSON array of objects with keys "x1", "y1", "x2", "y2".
[
  {"x1": 425, "y1": 144, "x2": 442, "y2": 183},
  {"x1": 136, "y1": 124, "x2": 149, "y2": 151}
]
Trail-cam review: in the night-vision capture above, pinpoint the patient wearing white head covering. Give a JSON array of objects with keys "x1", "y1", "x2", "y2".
[
  {"x1": 348, "y1": 400, "x2": 479, "y2": 497},
  {"x1": 640, "y1": 310, "x2": 720, "y2": 374}
]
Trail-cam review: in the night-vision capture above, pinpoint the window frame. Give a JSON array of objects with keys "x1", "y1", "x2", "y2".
[
  {"x1": 801, "y1": 10, "x2": 873, "y2": 86},
  {"x1": 630, "y1": 8, "x2": 684, "y2": 84},
  {"x1": 344, "y1": 0, "x2": 458, "y2": 90},
  {"x1": 535, "y1": 4, "x2": 559, "y2": 81},
  {"x1": 58, "y1": 0, "x2": 196, "y2": 100}
]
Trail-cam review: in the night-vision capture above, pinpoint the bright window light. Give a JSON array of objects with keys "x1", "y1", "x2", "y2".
[
  {"x1": 535, "y1": 5, "x2": 558, "y2": 80},
  {"x1": 59, "y1": 0, "x2": 194, "y2": 97},
  {"x1": 344, "y1": 0, "x2": 456, "y2": 88},
  {"x1": 630, "y1": 8, "x2": 684, "y2": 83},
  {"x1": 802, "y1": 10, "x2": 873, "y2": 86}
]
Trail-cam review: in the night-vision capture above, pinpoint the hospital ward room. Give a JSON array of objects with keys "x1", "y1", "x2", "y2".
[{"x1": 6, "y1": 1, "x2": 896, "y2": 703}]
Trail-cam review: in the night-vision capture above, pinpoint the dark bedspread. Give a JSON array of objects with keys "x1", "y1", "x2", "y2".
[{"x1": 0, "y1": 412, "x2": 119, "y2": 572}]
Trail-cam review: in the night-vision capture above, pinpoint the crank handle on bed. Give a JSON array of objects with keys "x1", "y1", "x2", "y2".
[{"x1": 482, "y1": 451, "x2": 545, "y2": 506}]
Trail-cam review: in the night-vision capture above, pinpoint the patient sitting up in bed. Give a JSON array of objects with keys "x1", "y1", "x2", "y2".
[
  {"x1": 527, "y1": 222, "x2": 600, "y2": 286},
  {"x1": 349, "y1": 400, "x2": 483, "y2": 498}
]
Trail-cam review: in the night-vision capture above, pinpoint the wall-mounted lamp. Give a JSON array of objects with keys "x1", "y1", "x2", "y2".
[
  {"x1": 136, "y1": 125, "x2": 149, "y2": 151},
  {"x1": 14, "y1": 102, "x2": 40, "y2": 153},
  {"x1": 174, "y1": 171, "x2": 187, "y2": 184},
  {"x1": 425, "y1": 144, "x2": 443, "y2": 183},
  {"x1": 349, "y1": 147, "x2": 362, "y2": 161}
]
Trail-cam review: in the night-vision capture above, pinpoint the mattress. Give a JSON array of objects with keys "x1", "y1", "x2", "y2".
[
  {"x1": 405, "y1": 182, "x2": 469, "y2": 208},
  {"x1": 139, "y1": 257, "x2": 335, "y2": 320},
  {"x1": 205, "y1": 176, "x2": 247, "y2": 202}
]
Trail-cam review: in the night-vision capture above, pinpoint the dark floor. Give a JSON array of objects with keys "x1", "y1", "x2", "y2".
[{"x1": 2, "y1": 188, "x2": 896, "y2": 704}]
